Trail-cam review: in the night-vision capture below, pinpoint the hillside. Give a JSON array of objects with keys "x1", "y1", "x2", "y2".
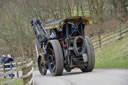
[{"x1": 95, "y1": 37, "x2": 128, "y2": 68}]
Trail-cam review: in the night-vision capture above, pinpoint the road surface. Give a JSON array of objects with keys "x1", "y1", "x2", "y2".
[{"x1": 34, "y1": 69, "x2": 128, "y2": 85}]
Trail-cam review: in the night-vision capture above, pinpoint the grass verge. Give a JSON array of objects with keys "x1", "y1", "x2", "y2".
[
  {"x1": 0, "y1": 78, "x2": 23, "y2": 85},
  {"x1": 95, "y1": 37, "x2": 128, "y2": 68}
]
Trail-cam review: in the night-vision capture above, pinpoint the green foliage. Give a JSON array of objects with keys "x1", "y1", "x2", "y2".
[{"x1": 95, "y1": 37, "x2": 128, "y2": 68}]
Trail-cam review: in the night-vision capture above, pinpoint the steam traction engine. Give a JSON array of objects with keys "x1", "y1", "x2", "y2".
[{"x1": 31, "y1": 16, "x2": 95, "y2": 76}]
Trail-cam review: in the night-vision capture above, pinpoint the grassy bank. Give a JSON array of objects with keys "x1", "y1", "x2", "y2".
[
  {"x1": 0, "y1": 79, "x2": 23, "y2": 85},
  {"x1": 95, "y1": 37, "x2": 128, "y2": 68}
]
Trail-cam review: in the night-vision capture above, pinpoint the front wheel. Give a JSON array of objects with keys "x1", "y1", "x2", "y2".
[
  {"x1": 38, "y1": 54, "x2": 47, "y2": 75},
  {"x1": 80, "y1": 36, "x2": 95, "y2": 72}
]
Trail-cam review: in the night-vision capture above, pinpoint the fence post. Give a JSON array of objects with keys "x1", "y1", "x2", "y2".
[
  {"x1": 10, "y1": 62, "x2": 13, "y2": 79},
  {"x1": 3, "y1": 62, "x2": 6, "y2": 79},
  {"x1": 16, "y1": 62, "x2": 19, "y2": 78},
  {"x1": 98, "y1": 32, "x2": 101, "y2": 48},
  {"x1": 22, "y1": 61, "x2": 33, "y2": 85},
  {"x1": 119, "y1": 28, "x2": 123, "y2": 39},
  {"x1": 35, "y1": 43, "x2": 39, "y2": 58}
]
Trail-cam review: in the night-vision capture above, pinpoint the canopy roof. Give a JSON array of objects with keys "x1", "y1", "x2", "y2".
[{"x1": 45, "y1": 16, "x2": 92, "y2": 29}]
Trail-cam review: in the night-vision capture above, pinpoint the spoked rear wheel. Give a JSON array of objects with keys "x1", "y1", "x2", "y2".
[
  {"x1": 80, "y1": 36, "x2": 95, "y2": 72},
  {"x1": 38, "y1": 54, "x2": 47, "y2": 75},
  {"x1": 47, "y1": 40, "x2": 64, "y2": 76}
]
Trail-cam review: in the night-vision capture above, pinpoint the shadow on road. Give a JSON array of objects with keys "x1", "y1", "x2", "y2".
[
  {"x1": 42, "y1": 70, "x2": 97, "y2": 77},
  {"x1": 57, "y1": 69, "x2": 96, "y2": 77},
  {"x1": 35, "y1": 69, "x2": 105, "y2": 77}
]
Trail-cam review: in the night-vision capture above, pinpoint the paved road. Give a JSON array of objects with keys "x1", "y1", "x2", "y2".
[{"x1": 34, "y1": 69, "x2": 128, "y2": 85}]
